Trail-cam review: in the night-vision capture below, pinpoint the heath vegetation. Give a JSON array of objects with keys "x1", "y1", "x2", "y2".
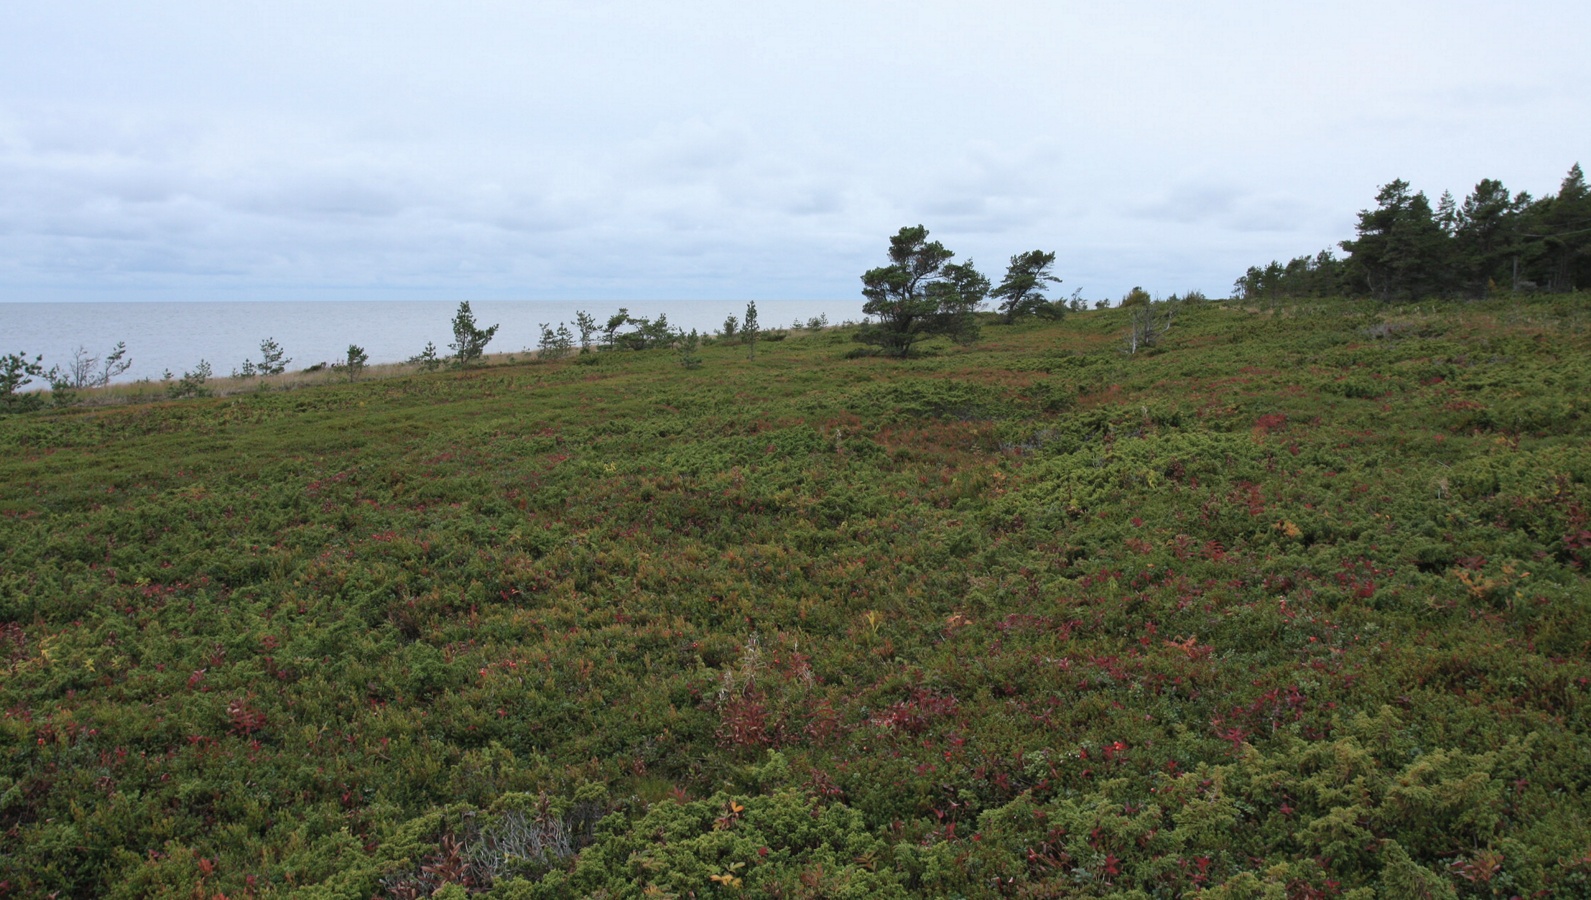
[{"x1": 2, "y1": 284, "x2": 1589, "y2": 897}]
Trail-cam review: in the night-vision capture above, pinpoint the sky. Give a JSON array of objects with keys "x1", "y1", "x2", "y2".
[{"x1": 1, "y1": 1, "x2": 1588, "y2": 307}]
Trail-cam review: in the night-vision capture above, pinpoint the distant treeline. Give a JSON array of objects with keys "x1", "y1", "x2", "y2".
[{"x1": 1237, "y1": 163, "x2": 1591, "y2": 301}]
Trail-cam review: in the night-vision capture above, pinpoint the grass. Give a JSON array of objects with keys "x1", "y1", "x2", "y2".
[
  {"x1": 2, "y1": 296, "x2": 1589, "y2": 898},
  {"x1": 58, "y1": 353, "x2": 528, "y2": 407}
]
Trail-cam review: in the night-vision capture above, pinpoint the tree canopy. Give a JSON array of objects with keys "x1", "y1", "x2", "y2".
[
  {"x1": 856, "y1": 226, "x2": 988, "y2": 357},
  {"x1": 990, "y1": 250, "x2": 1062, "y2": 323},
  {"x1": 1237, "y1": 163, "x2": 1591, "y2": 301}
]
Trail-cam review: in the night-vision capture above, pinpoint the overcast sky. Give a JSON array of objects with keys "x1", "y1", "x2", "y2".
[{"x1": 2, "y1": 1, "x2": 1587, "y2": 305}]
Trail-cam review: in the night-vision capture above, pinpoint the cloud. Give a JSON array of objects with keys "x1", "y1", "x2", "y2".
[
  {"x1": 1130, "y1": 182, "x2": 1322, "y2": 235},
  {"x1": 230, "y1": 176, "x2": 417, "y2": 221},
  {"x1": 1, "y1": 1, "x2": 1588, "y2": 302},
  {"x1": 1130, "y1": 184, "x2": 1241, "y2": 225}
]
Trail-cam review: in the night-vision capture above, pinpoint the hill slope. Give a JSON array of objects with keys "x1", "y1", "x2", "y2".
[{"x1": 3, "y1": 297, "x2": 1589, "y2": 898}]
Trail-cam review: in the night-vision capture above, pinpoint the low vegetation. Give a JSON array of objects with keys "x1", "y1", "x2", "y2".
[{"x1": 1, "y1": 294, "x2": 1589, "y2": 897}]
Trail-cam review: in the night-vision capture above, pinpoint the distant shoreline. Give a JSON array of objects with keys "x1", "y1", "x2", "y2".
[{"x1": 0, "y1": 298, "x2": 859, "y2": 387}]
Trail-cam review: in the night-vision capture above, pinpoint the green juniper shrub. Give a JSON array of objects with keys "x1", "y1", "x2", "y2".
[{"x1": 0, "y1": 292, "x2": 1588, "y2": 897}]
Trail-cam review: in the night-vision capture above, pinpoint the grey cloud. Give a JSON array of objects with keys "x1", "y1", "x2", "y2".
[
  {"x1": 922, "y1": 196, "x2": 987, "y2": 218},
  {"x1": 902, "y1": 141, "x2": 1069, "y2": 235},
  {"x1": 1, "y1": 1, "x2": 1587, "y2": 303},
  {"x1": 1426, "y1": 81, "x2": 1562, "y2": 111},
  {"x1": 627, "y1": 118, "x2": 751, "y2": 181},
  {"x1": 781, "y1": 188, "x2": 845, "y2": 217},
  {"x1": 1130, "y1": 184, "x2": 1242, "y2": 224},
  {"x1": 720, "y1": 167, "x2": 850, "y2": 220},
  {"x1": 1131, "y1": 183, "x2": 1315, "y2": 235},
  {"x1": 230, "y1": 176, "x2": 417, "y2": 221},
  {"x1": 7, "y1": 106, "x2": 201, "y2": 166},
  {"x1": 1221, "y1": 195, "x2": 1317, "y2": 234},
  {"x1": 481, "y1": 206, "x2": 592, "y2": 235}
]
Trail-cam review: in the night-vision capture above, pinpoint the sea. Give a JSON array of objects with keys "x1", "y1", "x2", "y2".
[{"x1": 0, "y1": 299, "x2": 858, "y2": 385}]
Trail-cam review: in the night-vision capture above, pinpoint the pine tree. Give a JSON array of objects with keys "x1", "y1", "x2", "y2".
[
  {"x1": 342, "y1": 344, "x2": 368, "y2": 382},
  {"x1": 856, "y1": 226, "x2": 988, "y2": 357},
  {"x1": 1435, "y1": 190, "x2": 1458, "y2": 235},
  {"x1": 574, "y1": 311, "x2": 597, "y2": 353},
  {"x1": 991, "y1": 250, "x2": 1061, "y2": 323},
  {"x1": 1454, "y1": 179, "x2": 1515, "y2": 296},
  {"x1": 449, "y1": 301, "x2": 499, "y2": 367},
  {"x1": 1, "y1": 352, "x2": 46, "y2": 414},
  {"x1": 1340, "y1": 180, "x2": 1453, "y2": 301},
  {"x1": 1545, "y1": 163, "x2": 1590, "y2": 292},
  {"x1": 742, "y1": 301, "x2": 759, "y2": 360}
]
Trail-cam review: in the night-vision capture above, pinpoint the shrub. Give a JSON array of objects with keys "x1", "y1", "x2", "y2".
[
  {"x1": 676, "y1": 329, "x2": 703, "y2": 369},
  {"x1": 409, "y1": 341, "x2": 443, "y2": 372},
  {"x1": 165, "y1": 360, "x2": 212, "y2": 398},
  {"x1": 0, "y1": 351, "x2": 46, "y2": 414},
  {"x1": 338, "y1": 344, "x2": 369, "y2": 382},
  {"x1": 537, "y1": 323, "x2": 574, "y2": 360}
]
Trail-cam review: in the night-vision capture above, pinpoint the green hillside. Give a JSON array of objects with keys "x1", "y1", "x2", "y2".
[{"x1": 3, "y1": 296, "x2": 1590, "y2": 898}]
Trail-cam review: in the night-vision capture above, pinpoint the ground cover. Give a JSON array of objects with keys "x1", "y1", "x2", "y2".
[{"x1": 2, "y1": 296, "x2": 1589, "y2": 898}]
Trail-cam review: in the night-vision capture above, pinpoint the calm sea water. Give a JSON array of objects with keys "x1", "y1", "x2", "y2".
[{"x1": 0, "y1": 299, "x2": 857, "y2": 385}]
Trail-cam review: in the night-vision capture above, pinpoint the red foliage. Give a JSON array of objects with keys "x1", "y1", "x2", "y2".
[
  {"x1": 869, "y1": 688, "x2": 959, "y2": 735},
  {"x1": 227, "y1": 697, "x2": 267, "y2": 736},
  {"x1": 803, "y1": 698, "x2": 845, "y2": 745},
  {"x1": 1253, "y1": 413, "x2": 1288, "y2": 434},
  {"x1": 1335, "y1": 557, "x2": 1392, "y2": 599},
  {"x1": 717, "y1": 687, "x2": 784, "y2": 749},
  {"x1": 1230, "y1": 482, "x2": 1267, "y2": 516},
  {"x1": 1213, "y1": 684, "x2": 1309, "y2": 741}
]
